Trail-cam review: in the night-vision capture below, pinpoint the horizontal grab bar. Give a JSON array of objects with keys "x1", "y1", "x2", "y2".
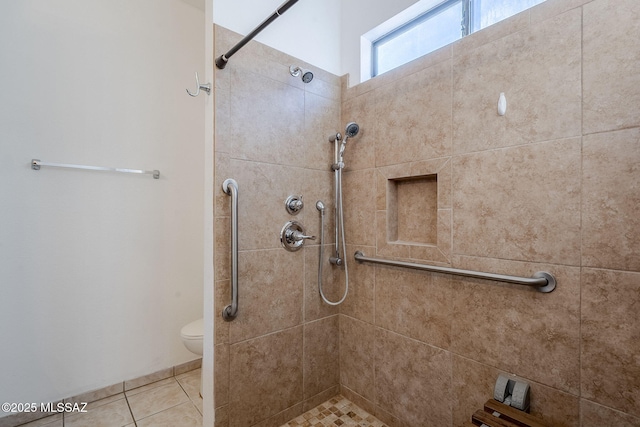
[
  {"x1": 32, "y1": 159, "x2": 160, "y2": 179},
  {"x1": 353, "y1": 251, "x2": 556, "y2": 293}
]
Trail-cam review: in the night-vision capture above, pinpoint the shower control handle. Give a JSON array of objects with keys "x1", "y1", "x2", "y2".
[
  {"x1": 289, "y1": 230, "x2": 316, "y2": 242},
  {"x1": 280, "y1": 221, "x2": 314, "y2": 252}
]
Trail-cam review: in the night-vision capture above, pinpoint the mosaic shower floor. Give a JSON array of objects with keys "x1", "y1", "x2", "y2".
[{"x1": 281, "y1": 396, "x2": 389, "y2": 427}]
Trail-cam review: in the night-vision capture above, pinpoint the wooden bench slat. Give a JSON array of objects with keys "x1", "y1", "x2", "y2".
[
  {"x1": 472, "y1": 409, "x2": 521, "y2": 427},
  {"x1": 483, "y1": 399, "x2": 551, "y2": 427}
]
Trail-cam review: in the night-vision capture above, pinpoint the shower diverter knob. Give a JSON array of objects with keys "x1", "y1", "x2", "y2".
[
  {"x1": 285, "y1": 195, "x2": 303, "y2": 215},
  {"x1": 280, "y1": 220, "x2": 315, "y2": 252}
]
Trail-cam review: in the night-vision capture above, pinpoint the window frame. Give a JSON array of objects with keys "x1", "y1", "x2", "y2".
[
  {"x1": 368, "y1": 0, "x2": 543, "y2": 79},
  {"x1": 371, "y1": 0, "x2": 464, "y2": 78}
]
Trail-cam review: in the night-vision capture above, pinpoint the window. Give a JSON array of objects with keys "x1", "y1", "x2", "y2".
[{"x1": 364, "y1": 0, "x2": 547, "y2": 79}]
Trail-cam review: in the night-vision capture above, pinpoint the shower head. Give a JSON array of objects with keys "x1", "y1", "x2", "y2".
[
  {"x1": 344, "y1": 122, "x2": 359, "y2": 138},
  {"x1": 302, "y1": 71, "x2": 314, "y2": 83},
  {"x1": 339, "y1": 122, "x2": 360, "y2": 158},
  {"x1": 289, "y1": 65, "x2": 314, "y2": 83}
]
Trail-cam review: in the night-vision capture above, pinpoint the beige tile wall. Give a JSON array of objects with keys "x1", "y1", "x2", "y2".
[
  {"x1": 340, "y1": 0, "x2": 640, "y2": 426},
  {"x1": 212, "y1": 26, "x2": 342, "y2": 427}
]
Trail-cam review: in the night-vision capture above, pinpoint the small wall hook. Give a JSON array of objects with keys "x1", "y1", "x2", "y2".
[
  {"x1": 186, "y1": 72, "x2": 211, "y2": 97},
  {"x1": 498, "y1": 92, "x2": 507, "y2": 116}
]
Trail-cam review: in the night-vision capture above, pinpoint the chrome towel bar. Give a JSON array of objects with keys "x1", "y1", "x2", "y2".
[
  {"x1": 31, "y1": 159, "x2": 159, "y2": 179},
  {"x1": 353, "y1": 251, "x2": 556, "y2": 293},
  {"x1": 222, "y1": 179, "x2": 239, "y2": 321}
]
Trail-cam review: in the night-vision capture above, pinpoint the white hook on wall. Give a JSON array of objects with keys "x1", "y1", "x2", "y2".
[
  {"x1": 498, "y1": 92, "x2": 507, "y2": 116},
  {"x1": 186, "y1": 72, "x2": 211, "y2": 97}
]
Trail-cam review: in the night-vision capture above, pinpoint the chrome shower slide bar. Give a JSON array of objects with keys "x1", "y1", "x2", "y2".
[
  {"x1": 222, "y1": 179, "x2": 239, "y2": 321},
  {"x1": 215, "y1": 0, "x2": 300, "y2": 69},
  {"x1": 354, "y1": 251, "x2": 556, "y2": 293},
  {"x1": 31, "y1": 159, "x2": 160, "y2": 179}
]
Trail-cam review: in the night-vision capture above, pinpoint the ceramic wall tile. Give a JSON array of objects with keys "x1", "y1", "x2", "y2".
[
  {"x1": 452, "y1": 138, "x2": 581, "y2": 266},
  {"x1": 581, "y1": 268, "x2": 640, "y2": 417},
  {"x1": 303, "y1": 316, "x2": 339, "y2": 399},
  {"x1": 375, "y1": 60, "x2": 452, "y2": 166},
  {"x1": 374, "y1": 328, "x2": 452, "y2": 427},
  {"x1": 375, "y1": 267, "x2": 452, "y2": 349},
  {"x1": 304, "y1": 92, "x2": 340, "y2": 171},
  {"x1": 583, "y1": 0, "x2": 640, "y2": 134},
  {"x1": 580, "y1": 400, "x2": 640, "y2": 427},
  {"x1": 229, "y1": 249, "x2": 303, "y2": 343},
  {"x1": 228, "y1": 327, "x2": 303, "y2": 427},
  {"x1": 339, "y1": 315, "x2": 375, "y2": 402},
  {"x1": 582, "y1": 128, "x2": 640, "y2": 271},
  {"x1": 219, "y1": 68, "x2": 304, "y2": 165},
  {"x1": 342, "y1": 169, "x2": 376, "y2": 247}
]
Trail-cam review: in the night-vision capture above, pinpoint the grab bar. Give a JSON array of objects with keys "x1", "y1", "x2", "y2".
[
  {"x1": 32, "y1": 159, "x2": 159, "y2": 179},
  {"x1": 354, "y1": 251, "x2": 556, "y2": 293},
  {"x1": 222, "y1": 179, "x2": 239, "y2": 321}
]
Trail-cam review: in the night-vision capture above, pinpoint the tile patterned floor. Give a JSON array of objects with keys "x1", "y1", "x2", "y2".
[
  {"x1": 281, "y1": 396, "x2": 389, "y2": 427},
  {"x1": 16, "y1": 369, "x2": 203, "y2": 427},
  {"x1": 12, "y1": 378, "x2": 384, "y2": 427}
]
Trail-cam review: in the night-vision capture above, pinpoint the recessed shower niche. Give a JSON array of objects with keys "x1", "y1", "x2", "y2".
[
  {"x1": 388, "y1": 175, "x2": 438, "y2": 245},
  {"x1": 376, "y1": 158, "x2": 452, "y2": 263}
]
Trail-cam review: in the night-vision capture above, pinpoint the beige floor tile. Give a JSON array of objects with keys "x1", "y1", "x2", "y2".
[
  {"x1": 14, "y1": 414, "x2": 63, "y2": 427},
  {"x1": 125, "y1": 378, "x2": 175, "y2": 397},
  {"x1": 176, "y1": 369, "x2": 203, "y2": 415},
  {"x1": 64, "y1": 396, "x2": 133, "y2": 427},
  {"x1": 124, "y1": 368, "x2": 173, "y2": 391},
  {"x1": 126, "y1": 380, "x2": 189, "y2": 421},
  {"x1": 136, "y1": 402, "x2": 202, "y2": 427}
]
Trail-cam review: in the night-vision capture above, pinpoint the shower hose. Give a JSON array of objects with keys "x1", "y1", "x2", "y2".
[{"x1": 317, "y1": 167, "x2": 349, "y2": 306}]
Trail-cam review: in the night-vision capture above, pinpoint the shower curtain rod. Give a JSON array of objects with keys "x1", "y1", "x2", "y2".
[{"x1": 215, "y1": 0, "x2": 300, "y2": 69}]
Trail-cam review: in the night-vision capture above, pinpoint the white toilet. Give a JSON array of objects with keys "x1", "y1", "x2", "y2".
[
  {"x1": 180, "y1": 318, "x2": 204, "y2": 396},
  {"x1": 180, "y1": 318, "x2": 204, "y2": 355}
]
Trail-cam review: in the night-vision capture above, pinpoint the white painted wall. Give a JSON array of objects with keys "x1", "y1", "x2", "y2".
[
  {"x1": 0, "y1": 0, "x2": 205, "y2": 406},
  {"x1": 214, "y1": 0, "x2": 342, "y2": 75}
]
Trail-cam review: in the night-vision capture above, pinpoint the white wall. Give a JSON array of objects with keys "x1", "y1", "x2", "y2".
[
  {"x1": 213, "y1": 0, "x2": 341, "y2": 75},
  {"x1": 0, "y1": 0, "x2": 205, "y2": 405}
]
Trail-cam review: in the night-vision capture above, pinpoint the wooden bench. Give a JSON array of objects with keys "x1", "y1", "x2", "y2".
[{"x1": 462, "y1": 399, "x2": 551, "y2": 427}]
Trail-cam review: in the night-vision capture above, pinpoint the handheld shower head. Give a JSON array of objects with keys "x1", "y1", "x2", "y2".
[
  {"x1": 330, "y1": 122, "x2": 360, "y2": 167},
  {"x1": 345, "y1": 122, "x2": 359, "y2": 138},
  {"x1": 341, "y1": 122, "x2": 360, "y2": 155}
]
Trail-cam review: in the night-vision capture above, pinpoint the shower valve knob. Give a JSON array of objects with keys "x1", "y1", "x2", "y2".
[{"x1": 285, "y1": 195, "x2": 304, "y2": 215}]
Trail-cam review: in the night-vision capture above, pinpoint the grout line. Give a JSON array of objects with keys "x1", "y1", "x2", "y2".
[
  {"x1": 579, "y1": 2, "x2": 585, "y2": 407},
  {"x1": 123, "y1": 392, "x2": 137, "y2": 427}
]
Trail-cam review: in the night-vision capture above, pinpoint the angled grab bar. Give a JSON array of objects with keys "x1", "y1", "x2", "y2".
[
  {"x1": 354, "y1": 251, "x2": 556, "y2": 293},
  {"x1": 222, "y1": 179, "x2": 239, "y2": 320}
]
